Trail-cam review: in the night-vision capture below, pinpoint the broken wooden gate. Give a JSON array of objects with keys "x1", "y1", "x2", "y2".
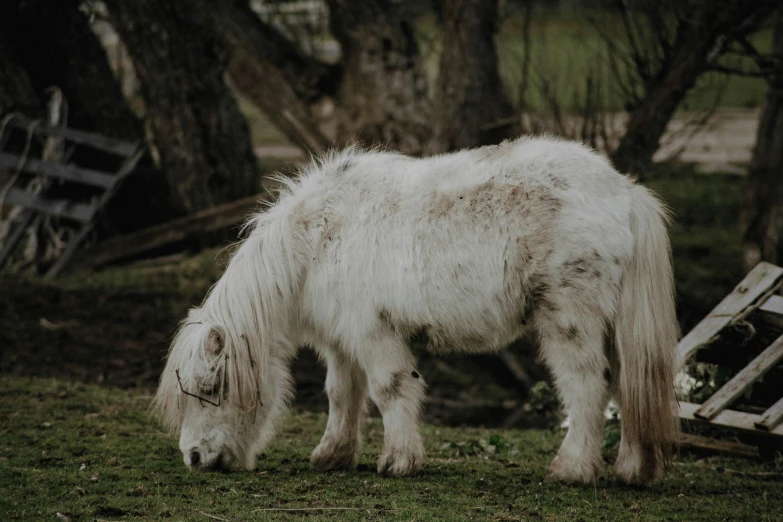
[
  {"x1": 0, "y1": 115, "x2": 142, "y2": 278},
  {"x1": 678, "y1": 261, "x2": 783, "y2": 447}
]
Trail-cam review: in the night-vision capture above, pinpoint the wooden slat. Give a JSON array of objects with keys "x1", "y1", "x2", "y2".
[
  {"x1": 5, "y1": 188, "x2": 96, "y2": 223},
  {"x1": 759, "y1": 294, "x2": 783, "y2": 315},
  {"x1": 677, "y1": 262, "x2": 783, "y2": 367},
  {"x1": 680, "y1": 401, "x2": 783, "y2": 437},
  {"x1": 694, "y1": 336, "x2": 783, "y2": 420},
  {"x1": 0, "y1": 152, "x2": 116, "y2": 188},
  {"x1": 755, "y1": 396, "x2": 783, "y2": 431},
  {"x1": 0, "y1": 209, "x2": 36, "y2": 272},
  {"x1": 43, "y1": 147, "x2": 144, "y2": 279},
  {"x1": 7, "y1": 116, "x2": 138, "y2": 157}
]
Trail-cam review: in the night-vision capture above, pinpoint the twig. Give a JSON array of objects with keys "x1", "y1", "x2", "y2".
[{"x1": 198, "y1": 511, "x2": 229, "y2": 521}]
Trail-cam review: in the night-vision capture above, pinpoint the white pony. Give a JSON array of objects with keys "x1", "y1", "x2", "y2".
[{"x1": 153, "y1": 137, "x2": 678, "y2": 486}]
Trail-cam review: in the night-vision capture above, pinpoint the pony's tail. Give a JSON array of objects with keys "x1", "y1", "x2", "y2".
[{"x1": 614, "y1": 185, "x2": 679, "y2": 485}]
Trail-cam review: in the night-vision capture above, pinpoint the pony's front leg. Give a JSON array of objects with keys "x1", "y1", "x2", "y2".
[
  {"x1": 310, "y1": 349, "x2": 368, "y2": 471},
  {"x1": 360, "y1": 335, "x2": 426, "y2": 476}
]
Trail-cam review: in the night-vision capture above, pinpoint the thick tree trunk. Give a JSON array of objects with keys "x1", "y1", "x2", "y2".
[
  {"x1": 427, "y1": 0, "x2": 515, "y2": 154},
  {"x1": 0, "y1": 0, "x2": 141, "y2": 141},
  {"x1": 741, "y1": 14, "x2": 783, "y2": 269},
  {"x1": 0, "y1": 38, "x2": 41, "y2": 119},
  {"x1": 215, "y1": 1, "x2": 335, "y2": 152},
  {"x1": 327, "y1": 0, "x2": 431, "y2": 154},
  {"x1": 611, "y1": 2, "x2": 777, "y2": 176},
  {"x1": 104, "y1": 0, "x2": 260, "y2": 215}
]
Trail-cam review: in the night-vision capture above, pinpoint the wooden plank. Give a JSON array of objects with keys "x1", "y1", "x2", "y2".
[
  {"x1": 84, "y1": 193, "x2": 273, "y2": 268},
  {"x1": 0, "y1": 209, "x2": 36, "y2": 272},
  {"x1": 759, "y1": 294, "x2": 783, "y2": 315},
  {"x1": 7, "y1": 116, "x2": 138, "y2": 157},
  {"x1": 755, "y1": 396, "x2": 783, "y2": 431},
  {"x1": 677, "y1": 262, "x2": 783, "y2": 367},
  {"x1": 679, "y1": 433, "x2": 760, "y2": 458},
  {"x1": 694, "y1": 335, "x2": 783, "y2": 420},
  {"x1": 5, "y1": 188, "x2": 96, "y2": 223},
  {"x1": 43, "y1": 147, "x2": 144, "y2": 279},
  {"x1": 0, "y1": 152, "x2": 116, "y2": 188},
  {"x1": 680, "y1": 401, "x2": 783, "y2": 437}
]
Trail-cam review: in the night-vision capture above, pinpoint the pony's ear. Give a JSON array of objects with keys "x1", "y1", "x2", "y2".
[{"x1": 206, "y1": 328, "x2": 224, "y2": 356}]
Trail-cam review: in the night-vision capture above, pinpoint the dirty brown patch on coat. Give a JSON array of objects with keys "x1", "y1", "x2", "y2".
[{"x1": 381, "y1": 371, "x2": 406, "y2": 401}]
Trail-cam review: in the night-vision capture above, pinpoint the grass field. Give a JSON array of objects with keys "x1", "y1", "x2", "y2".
[{"x1": 2, "y1": 377, "x2": 782, "y2": 521}]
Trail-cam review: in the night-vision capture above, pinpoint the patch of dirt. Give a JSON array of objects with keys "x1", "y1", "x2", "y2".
[{"x1": 654, "y1": 109, "x2": 759, "y2": 174}]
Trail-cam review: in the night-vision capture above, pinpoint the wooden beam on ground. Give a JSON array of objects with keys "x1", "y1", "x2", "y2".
[
  {"x1": 694, "y1": 335, "x2": 783, "y2": 420},
  {"x1": 677, "y1": 262, "x2": 783, "y2": 367},
  {"x1": 679, "y1": 433, "x2": 760, "y2": 458},
  {"x1": 84, "y1": 193, "x2": 274, "y2": 268}
]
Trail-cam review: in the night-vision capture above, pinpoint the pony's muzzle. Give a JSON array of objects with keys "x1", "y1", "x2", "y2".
[
  {"x1": 189, "y1": 451, "x2": 201, "y2": 467},
  {"x1": 185, "y1": 447, "x2": 234, "y2": 470}
]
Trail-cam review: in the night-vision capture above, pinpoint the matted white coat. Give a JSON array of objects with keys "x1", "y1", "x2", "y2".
[{"x1": 153, "y1": 137, "x2": 679, "y2": 485}]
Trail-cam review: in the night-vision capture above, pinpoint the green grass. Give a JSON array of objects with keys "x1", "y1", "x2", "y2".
[{"x1": 2, "y1": 377, "x2": 782, "y2": 521}]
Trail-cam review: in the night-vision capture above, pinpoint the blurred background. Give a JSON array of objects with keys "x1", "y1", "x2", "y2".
[{"x1": 1, "y1": 0, "x2": 781, "y2": 429}]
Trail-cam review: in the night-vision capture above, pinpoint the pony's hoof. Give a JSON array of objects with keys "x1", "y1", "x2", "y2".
[
  {"x1": 377, "y1": 447, "x2": 424, "y2": 477},
  {"x1": 613, "y1": 461, "x2": 660, "y2": 487},
  {"x1": 544, "y1": 456, "x2": 599, "y2": 485},
  {"x1": 310, "y1": 439, "x2": 358, "y2": 472}
]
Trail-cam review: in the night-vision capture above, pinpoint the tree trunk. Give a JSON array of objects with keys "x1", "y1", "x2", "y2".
[
  {"x1": 104, "y1": 0, "x2": 260, "y2": 215},
  {"x1": 0, "y1": 0, "x2": 141, "y2": 141},
  {"x1": 327, "y1": 0, "x2": 431, "y2": 154},
  {"x1": 741, "y1": 13, "x2": 783, "y2": 269},
  {"x1": 216, "y1": 1, "x2": 335, "y2": 152},
  {"x1": 611, "y1": 2, "x2": 777, "y2": 176},
  {"x1": 427, "y1": 0, "x2": 515, "y2": 154},
  {"x1": 0, "y1": 38, "x2": 41, "y2": 119}
]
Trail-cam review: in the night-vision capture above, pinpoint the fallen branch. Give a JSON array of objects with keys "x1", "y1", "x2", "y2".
[
  {"x1": 679, "y1": 433, "x2": 759, "y2": 458},
  {"x1": 84, "y1": 192, "x2": 274, "y2": 268}
]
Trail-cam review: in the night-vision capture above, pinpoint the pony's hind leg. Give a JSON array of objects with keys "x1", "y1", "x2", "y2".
[
  {"x1": 355, "y1": 334, "x2": 426, "y2": 476},
  {"x1": 310, "y1": 348, "x2": 368, "y2": 471},
  {"x1": 537, "y1": 313, "x2": 611, "y2": 485}
]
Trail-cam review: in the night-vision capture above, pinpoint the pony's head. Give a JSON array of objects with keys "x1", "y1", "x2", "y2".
[{"x1": 152, "y1": 307, "x2": 291, "y2": 471}]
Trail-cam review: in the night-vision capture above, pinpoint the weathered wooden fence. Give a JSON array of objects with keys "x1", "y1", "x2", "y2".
[{"x1": 0, "y1": 115, "x2": 142, "y2": 278}]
